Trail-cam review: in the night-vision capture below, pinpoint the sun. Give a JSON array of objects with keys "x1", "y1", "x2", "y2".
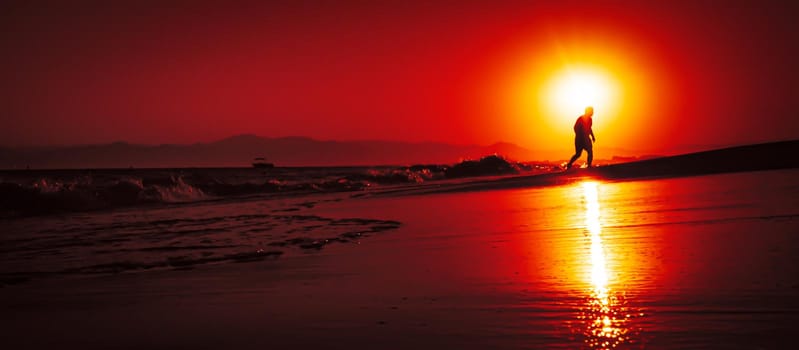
[
  {"x1": 502, "y1": 61, "x2": 624, "y2": 136},
  {"x1": 491, "y1": 34, "x2": 671, "y2": 155},
  {"x1": 543, "y1": 66, "x2": 619, "y2": 121}
]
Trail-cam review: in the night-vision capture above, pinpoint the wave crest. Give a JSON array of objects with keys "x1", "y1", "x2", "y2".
[
  {"x1": 0, "y1": 175, "x2": 208, "y2": 215},
  {"x1": 1, "y1": 155, "x2": 545, "y2": 216}
]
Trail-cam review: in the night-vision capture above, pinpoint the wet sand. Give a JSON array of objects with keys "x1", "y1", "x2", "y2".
[{"x1": 3, "y1": 169, "x2": 799, "y2": 349}]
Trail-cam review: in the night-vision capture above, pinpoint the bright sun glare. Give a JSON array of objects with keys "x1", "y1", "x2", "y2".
[
  {"x1": 544, "y1": 66, "x2": 618, "y2": 120},
  {"x1": 502, "y1": 46, "x2": 655, "y2": 150}
]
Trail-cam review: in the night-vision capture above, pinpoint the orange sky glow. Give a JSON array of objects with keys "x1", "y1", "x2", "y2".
[
  {"x1": 484, "y1": 25, "x2": 677, "y2": 157},
  {"x1": 1, "y1": 1, "x2": 797, "y2": 160}
]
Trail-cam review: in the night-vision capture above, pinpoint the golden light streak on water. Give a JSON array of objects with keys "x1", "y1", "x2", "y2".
[
  {"x1": 585, "y1": 182, "x2": 608, "y2": 296},
  {"x1": 580, "y1": 181, "x2": 631, "y2": 349}
]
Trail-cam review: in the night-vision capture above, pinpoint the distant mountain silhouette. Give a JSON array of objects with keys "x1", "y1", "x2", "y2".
[{"x1": 0, "y1": 135, "x2": 539, "y2": 169}]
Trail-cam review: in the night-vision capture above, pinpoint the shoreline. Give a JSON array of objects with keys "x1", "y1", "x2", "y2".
[
  {"x1": 2, "y1": 169, "x2": 798, "y2": 349},
  {"x1": 375, "y1": 140, "x2": 799, "y2": 196}
]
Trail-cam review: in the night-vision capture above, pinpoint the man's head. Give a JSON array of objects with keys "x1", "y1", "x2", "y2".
[{"x1": 584, "y1": 106, "x2": 594, "y2": 117}]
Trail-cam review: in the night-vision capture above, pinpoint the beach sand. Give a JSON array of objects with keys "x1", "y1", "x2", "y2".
[{"x1": 2, "y1": 169, "x2": 799, "y2": 349}]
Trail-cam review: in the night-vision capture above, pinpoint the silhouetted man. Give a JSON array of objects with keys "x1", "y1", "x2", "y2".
[{"x1": 566, "y1": 106, "x2": 596, "y2": 169}]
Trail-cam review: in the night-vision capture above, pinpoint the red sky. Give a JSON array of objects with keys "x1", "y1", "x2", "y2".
[{"x1": 1, "y1": 0, "x2": 798, "y2": 156}]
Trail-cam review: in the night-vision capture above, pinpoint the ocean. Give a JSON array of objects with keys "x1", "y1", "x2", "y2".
[
  {"x1": 0, "y1": 158, "x2": 548, "y2": 286},
  {"x1": 2, "y1": 166, "x2": 798, "y2": 349},
  {"x1": 0, "y1": 155, "x2": 551, "y2": 217}
]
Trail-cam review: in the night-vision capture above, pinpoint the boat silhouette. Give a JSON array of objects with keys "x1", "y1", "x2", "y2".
[{"x1": 251, "y1": 157, "x2": 274, "y2": 168}]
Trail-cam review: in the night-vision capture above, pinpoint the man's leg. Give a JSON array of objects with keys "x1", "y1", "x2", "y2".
[
  {"x1": 586, "y1": 145, "x2": 593, "y2": 167},
  {"x1": 567, "y1": 143, "x2": 583, "y2": 169}
]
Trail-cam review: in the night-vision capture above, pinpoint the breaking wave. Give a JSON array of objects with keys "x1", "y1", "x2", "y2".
[
  {"x1": 0, "y1": 175, "x2": 209, "y2": 215},
  {"x1": 0, "y1": 156, "x2": 555, "y2": 216}
]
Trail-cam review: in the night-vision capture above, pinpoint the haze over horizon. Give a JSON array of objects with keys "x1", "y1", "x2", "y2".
[
  {"x1": 0, "y1": 132, "x2": 777, "y2": 153},
  {"x1": 2, "y1": 0, "x2": 798, "y2": 155},
  {"x1": 3, "y1": 133, "x2": 791, "y2": 169},
  {"x1": 0, "y1": 134, "x2": 561, "y2": 168}
]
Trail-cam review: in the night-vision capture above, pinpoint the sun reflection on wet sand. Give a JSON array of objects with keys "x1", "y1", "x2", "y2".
[{"x1": 578, "y1": 181, "x2": 635, "y2": 349}]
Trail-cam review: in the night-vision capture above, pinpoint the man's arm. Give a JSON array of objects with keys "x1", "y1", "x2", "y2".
[{"x1": 590, "y1": 128, "x2": 596, "y2": 142}]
